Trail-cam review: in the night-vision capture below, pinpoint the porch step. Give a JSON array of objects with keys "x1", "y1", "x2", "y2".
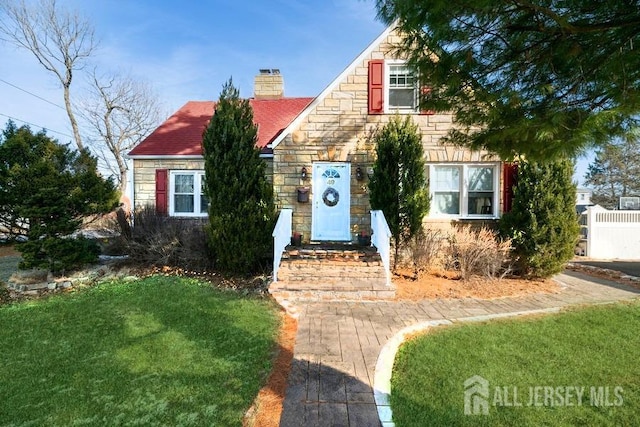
[
  {"x1": 269, "y1": 243, "x2": 395, "y2": 301},
  {"x1": 283, "y1": 243, "x2": 381, "y2": 262}
]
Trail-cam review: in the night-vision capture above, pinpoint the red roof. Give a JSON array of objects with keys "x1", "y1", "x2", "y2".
[{"x1": 129, "y1": 97, "x2": 313, "y2": 157}]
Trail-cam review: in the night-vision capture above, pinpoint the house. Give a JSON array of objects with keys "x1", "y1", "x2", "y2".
[
  {"x1": 576, "y1": 187, "x2": 593, "y2": 214},
  {"x1": 128, "y1": 69, "x2": 313, "y2": 217},
  {"x1": 128, "y1": 25, "x2": 516, "y2": 242}
]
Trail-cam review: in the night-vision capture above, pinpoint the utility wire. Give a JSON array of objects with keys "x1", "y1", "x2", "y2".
[
  {"x1": 0, "y1": 78, "x2": 73, "y2": 139},
  {"x1": 0, "y1": 112, "x2": 74, "y2": 140},
  {"x1": 0, "y1": 78, "x2": 67, "y2": 111}
]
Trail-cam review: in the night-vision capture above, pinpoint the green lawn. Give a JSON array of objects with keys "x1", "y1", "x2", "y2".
[
  {"x1": 0, "y1": 276, "x2": 280, "y2": 426},
  {"x1": 391, "y1": 301, "x2": 640, "y2": 427}
]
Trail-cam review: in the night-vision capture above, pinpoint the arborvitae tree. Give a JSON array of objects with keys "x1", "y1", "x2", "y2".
[
  {"x1": 202, "y1": 80, "x2": 275, "y2": 273},
  {"x1": 369, "y1": 115, "x2": 429, "y2": 264},
  {"x1": 0, "y1": 121, "x2": 119, "y2": 272},
  {"x1": 499, "y1": 158, "x2": 579, "y2": 278},
  {"x1": 584, "y1": 133, "x2": 640, "y2": 209}
]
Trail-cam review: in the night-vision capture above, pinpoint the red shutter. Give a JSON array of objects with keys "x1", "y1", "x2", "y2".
[
  {"x1": 155, "y1": 169, "x2": 168, "y2": 215},
  {"x1": 420, "y1": 85, "x2": 435, "y2": 115},
  {"x1": 502, "y1": 162, "x2": 518, "y2": 214},
  {"x1": 368, "y1": 60, "x2": 384, "y2": 114}
]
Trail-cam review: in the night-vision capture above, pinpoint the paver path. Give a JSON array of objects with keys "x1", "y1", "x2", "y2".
[{"x1": 278, "y1": 270, "x2": 640, "y2": 426}]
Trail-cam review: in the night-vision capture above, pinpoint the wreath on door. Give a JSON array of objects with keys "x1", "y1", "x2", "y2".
[{"x1": 322, "y1": 187, "x2": 339, "y2": 207}]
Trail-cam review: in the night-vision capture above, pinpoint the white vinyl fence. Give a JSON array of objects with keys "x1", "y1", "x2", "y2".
[{"x1": 585, "y1": 206, "x2": 640, "y2": 259}]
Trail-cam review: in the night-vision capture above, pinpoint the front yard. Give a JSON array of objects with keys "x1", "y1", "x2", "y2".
[
  {"x1": 0, "y1": 276, "x2": 280, "y2": 426},
  {"x1": 391, "y1": 301, "x2": 640, "y2": 426}
]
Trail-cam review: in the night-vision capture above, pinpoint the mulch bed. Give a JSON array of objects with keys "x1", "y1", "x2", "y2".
[
  {"x1": 393, "y1": 268, "x2": 560, "y2": 300},
  {"x1": 244, "y1": 313, "x2": 297, "y2": 427}
]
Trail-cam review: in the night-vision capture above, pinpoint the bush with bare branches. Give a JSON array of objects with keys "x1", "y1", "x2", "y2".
[
  {"x1": 445, "y1": 226, "x2": 513, "y2": 280},
  {"x1": 407, "y1": 228, "x2": 445, "y2": 277},
  {"x1": 118, "y1": 206, "x2": 213, "y2": 271}
]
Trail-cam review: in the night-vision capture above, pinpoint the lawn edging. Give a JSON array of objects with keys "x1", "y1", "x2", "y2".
[{"x1": 373, "y1": 307, "x2": 563, "y2": 427}]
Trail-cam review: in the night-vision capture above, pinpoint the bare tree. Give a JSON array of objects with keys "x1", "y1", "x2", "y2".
[
  {"x1": 0, "y1": 0, "x2": 96, "y2": 151},
  {"x1": 82, "y1": 71, "x2": 162, "y2": 194}
]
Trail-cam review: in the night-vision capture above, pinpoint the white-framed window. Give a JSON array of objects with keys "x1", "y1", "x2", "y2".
[
  {"x1": 429, "y1": 163, "x2": 499, "y2": 218},
  {"x1": 386, "y1": 60, "x2": 418, "y2": 112},
  {"x1": 169, "y1": 170, "x2": 208, "y2": 217}
]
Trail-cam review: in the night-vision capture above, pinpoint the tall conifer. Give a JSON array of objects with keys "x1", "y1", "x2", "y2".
[
  {"x1": 202, "y1": 80, "x2": 275, "y2": 273},
  {"x1": 369, "y1": 115, "x2": 429, "y2": 264},
  {"x1": 500, "y1": 159, "x2": 579, "y2": 278}
]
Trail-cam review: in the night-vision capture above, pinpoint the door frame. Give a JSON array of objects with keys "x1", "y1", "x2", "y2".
[{"x1": 311, "y1": 161, "x2": 351, "y2": 241}]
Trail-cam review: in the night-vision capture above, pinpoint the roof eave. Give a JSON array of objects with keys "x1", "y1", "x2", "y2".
[{"x1": 127, "y1": 154, "x2": 204, "y2": 160}]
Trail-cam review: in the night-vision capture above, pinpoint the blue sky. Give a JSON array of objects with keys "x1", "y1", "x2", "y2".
[
  {"x1": 0, "y1": 0, "x2": 592, "y2": 183},
  {"x1": 0, "y1": 1, "x2": 383, "y2": 132}
]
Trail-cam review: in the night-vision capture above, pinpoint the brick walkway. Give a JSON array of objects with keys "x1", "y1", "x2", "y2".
[{"x1": 278, "y1": 270, "x2": 640, "y2": 426}]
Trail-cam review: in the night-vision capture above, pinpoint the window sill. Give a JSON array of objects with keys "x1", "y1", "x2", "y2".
[
  {"x1": 427, "y1": 215, "x2": 498, "y2": 221},
  {"x1": 382, "y1": 109, "x2": 419, "y2": 114},
  {"x1": 371, "y1": 110, "x2": 435, "y2": 116}
]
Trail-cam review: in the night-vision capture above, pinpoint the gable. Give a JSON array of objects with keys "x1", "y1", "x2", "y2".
[
  {"x1": 129, "y1": 98, "x2": 313, "y2": 157},
  {"x1": 269, "y1": 24, "x2": 395, "y2": 149}
]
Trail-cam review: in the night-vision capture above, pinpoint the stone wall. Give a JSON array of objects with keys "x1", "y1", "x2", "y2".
[
  {"x1": 133, "y1": 159, "x2": 204, "y2": 210},
  {"x1": 273, "y1": 28, "x2": 497, "y2": 240},
  {"x1": 133, "y1": 157, "x2": 273, "y2": 210}
]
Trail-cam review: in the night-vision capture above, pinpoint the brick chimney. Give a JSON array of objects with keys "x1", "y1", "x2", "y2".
[{"x1": 254, "y1": 69, "x2": 284, "y2": 99}]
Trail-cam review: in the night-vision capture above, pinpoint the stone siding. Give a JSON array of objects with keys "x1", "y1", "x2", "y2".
[
  {"x1": 133, "y1": 157, "x2": 273, "y2": 210},
  {"x1": 133, "y1": 159, "x2": 204, "y2": 210},
  {"x1": 273, "y1": 28, "x2": 498, "y2": 240}
]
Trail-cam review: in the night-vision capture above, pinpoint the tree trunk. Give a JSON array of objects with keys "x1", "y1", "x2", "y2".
[{"x1": 63, "y1": 83, "x2": 83, "y2": 151}]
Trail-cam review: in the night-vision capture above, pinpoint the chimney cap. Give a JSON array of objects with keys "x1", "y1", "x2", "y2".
[
  {"x1": 254, "y1": 69, "x2": 284, "y2": 99},
  {"x1": 258, "y1": 68, "x2": 280, "y2": 75}
]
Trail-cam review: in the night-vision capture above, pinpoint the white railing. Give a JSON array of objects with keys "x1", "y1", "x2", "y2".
[
  {"x1": 371, "y1": 210, "x2": 393, "y2": 286},
  {"x1": 272, "y1": 209, "x2": 293, "y2": 282},
  {"x1": 586, "y1": 206, "x2": 640, "y2": 259}
]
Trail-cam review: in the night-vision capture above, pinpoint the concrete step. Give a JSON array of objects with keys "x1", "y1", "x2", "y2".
[
  {"x1": 284, "y1": 244, "x2": 380, "y2": 261},
  {"x1": 270, "y1": 277, "x2": 390, "y2": 291},
  {"x1": 277, "y1": 265, "x2": 385, "y2": 280},
  {"x1": 269, "y1": 287, "x2": 396, "y2": 301},
  {"x1": 270, "y1": 243, "x2": 394, "y2": 301}
]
